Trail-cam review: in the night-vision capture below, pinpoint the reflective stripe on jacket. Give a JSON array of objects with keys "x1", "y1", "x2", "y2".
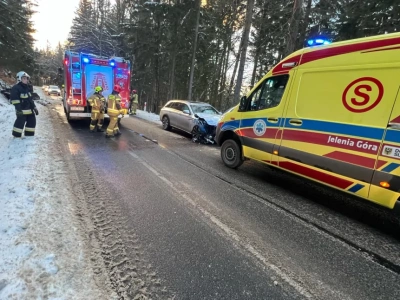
[
  {"x1": 130, "y1": 94, "x2": 138, "y2": 103},
  {"x1": 10, "y1": 82, "x2": 35, "y2": 114},
  {"x1": 107, "y1": 94, "x2": 124, "y2": 116},
  {"x1": 88, "y1": 93, "x2": 105, "y2": 113}
]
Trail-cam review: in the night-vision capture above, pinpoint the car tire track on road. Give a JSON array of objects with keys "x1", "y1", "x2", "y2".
[{"x1": 50, "y1": 106, "x2": 175, "y2": 300}]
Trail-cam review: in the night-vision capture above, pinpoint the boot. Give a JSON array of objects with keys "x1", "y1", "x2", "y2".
[
  {"x1": 105, "y1": 134, "x2": 113, "y2": 138},
  {"x1": 114, "y1": 131, "x2": 121, "y2": 136},
  {"x1": 97, "y1": 127, "x2": 104, "y2": 132}
]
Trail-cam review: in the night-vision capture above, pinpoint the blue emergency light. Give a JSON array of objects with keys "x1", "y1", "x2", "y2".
[
  {"x1": 307, "y1": 37, "x2": 331, "y2": 47},
  {"x1": 109, "y1": 60, "x2": 115, "y2": 67},
  {"x1": 82, "y1": 57, "x2": 90, "y2": 63}
]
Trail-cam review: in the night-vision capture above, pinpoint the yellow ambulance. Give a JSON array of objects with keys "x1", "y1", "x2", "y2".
[{"x1": 215, "y1": 32, "x2": 400, "y2": 212}]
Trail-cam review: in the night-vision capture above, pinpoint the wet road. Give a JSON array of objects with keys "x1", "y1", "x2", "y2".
[{"x1": 44, "y1": 98, "x2": 400, "y2": 299}]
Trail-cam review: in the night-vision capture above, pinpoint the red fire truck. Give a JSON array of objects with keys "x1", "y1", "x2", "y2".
[{"x1": 63, "y1": 51, "x2": 131, "y2": 122}]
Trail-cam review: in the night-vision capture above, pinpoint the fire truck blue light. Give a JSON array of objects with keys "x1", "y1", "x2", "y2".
[{"x1": 82, "y1": 57, "x2": 90, "y2": 63}]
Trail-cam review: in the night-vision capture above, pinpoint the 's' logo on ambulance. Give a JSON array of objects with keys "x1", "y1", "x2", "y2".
[{"x1": 342, "y1": 77, "x2": 384, "y2": 113}]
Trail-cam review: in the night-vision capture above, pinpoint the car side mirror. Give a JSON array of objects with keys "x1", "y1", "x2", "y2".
[
  {"x1": 194, "y1": 113, "x2": 199, "y2": 118},
  {"x1": 183, "y1": 109, "x2": 191, "y2": 115},
  {"x1": 239, "y1": 96, "x2": 247, "y2": 111}
]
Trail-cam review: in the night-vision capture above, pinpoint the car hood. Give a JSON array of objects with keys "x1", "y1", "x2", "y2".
[{"x1": 196, "y1": 113, "x2": 221, "y2": 126}]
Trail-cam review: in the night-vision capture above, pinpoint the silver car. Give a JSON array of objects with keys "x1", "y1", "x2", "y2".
[
  {"x1": 160, "y1": 100, "x2": 222, "y2": 134},
  {"x1": 47, "y1": 85, "x2": 61, "y2": 96}
]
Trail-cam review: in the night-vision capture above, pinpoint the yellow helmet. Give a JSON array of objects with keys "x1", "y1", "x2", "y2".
[{"x1": 95, "y1": 86, "x2": 103, "y2": 92}]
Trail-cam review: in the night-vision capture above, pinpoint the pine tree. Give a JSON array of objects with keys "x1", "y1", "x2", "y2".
[{"x1": 0, "y1": 0, "x2": 36, "y2": 72}]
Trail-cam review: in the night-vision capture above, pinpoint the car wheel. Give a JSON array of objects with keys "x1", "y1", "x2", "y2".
[
  {"x1": 221, "y1": 139, "x2": 243, "y2": 169},
  {"x1": 191, "y1": 125, "x2": 200, "y2": 141},
  {"x1": 162, "y1": 115, "x2": 171, "y2": 131}
]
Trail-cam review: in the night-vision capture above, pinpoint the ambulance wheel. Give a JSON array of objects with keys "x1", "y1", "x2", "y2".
[
  {"x1": 162, "y1": 115, "x2": 171, "y2": 131},
  {"x1": 221, "y1": 139, "x2": 243, "y2": 169}
]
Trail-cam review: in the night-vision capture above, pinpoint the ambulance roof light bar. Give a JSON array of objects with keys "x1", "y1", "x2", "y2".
[{"x1": 307, "y1": 37, "x2": 331, "y2": 47}]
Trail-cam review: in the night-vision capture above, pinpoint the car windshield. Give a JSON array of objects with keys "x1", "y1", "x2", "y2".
[
  {"x1": 191, "y1": 104, "x2": 219, "y2": 115},
  {"x1": 50, "y1": 86, "x2": 58, "y2": 89}
]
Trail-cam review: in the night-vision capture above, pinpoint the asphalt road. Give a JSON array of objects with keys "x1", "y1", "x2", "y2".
[{"x1": 43, "y1": 97, "x2": 400, "y2": 299}]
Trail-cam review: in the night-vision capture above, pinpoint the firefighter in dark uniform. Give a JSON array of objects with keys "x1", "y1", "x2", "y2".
[{"x1": 11, "y1": 71, "x2": 38, "y2": 138}]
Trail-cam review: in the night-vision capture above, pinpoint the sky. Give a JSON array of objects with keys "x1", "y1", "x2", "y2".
[{"x1": 32, "y1": 0, "x2": 81, "y2": 50}]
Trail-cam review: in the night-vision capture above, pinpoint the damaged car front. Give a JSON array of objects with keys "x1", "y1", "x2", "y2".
[{"x1": 190, "y1": 103, "x2": 222, "y2": 144}]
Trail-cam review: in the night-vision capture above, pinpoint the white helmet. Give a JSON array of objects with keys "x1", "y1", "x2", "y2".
[{"x1": 16, "y1": 71, "x2": 30, "y2": 82}]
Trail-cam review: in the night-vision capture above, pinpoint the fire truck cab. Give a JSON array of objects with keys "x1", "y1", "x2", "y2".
[{"x1": 63, "y1": 51, "x2": 131, "y2": 122}]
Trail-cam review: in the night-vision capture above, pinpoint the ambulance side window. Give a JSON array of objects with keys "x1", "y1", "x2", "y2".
[
  {"x1": 259, "y1": 75, "x2": 289, "y2": 110},
  {"x1": 246, "y1": 75, "x2": 289, "y2": 111},
  {"x1": 247, "y1": 85, "x2": 263, "y2": 111}
]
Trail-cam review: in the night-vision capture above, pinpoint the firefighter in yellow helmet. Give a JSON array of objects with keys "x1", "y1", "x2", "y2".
[
  {"x1": 105, "y1": 85, "x2": 124, "y2": 138},
  {"x1": 129, "y1": 89, "x2": 138, "y2": 115},
  {"x1": 88, "y1": 86, "x2": 105, "y2": 132}
]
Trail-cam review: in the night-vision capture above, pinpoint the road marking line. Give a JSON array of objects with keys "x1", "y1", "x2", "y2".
[{"x1": 127, "y1": 150, "x2": 313, "y2": 299}]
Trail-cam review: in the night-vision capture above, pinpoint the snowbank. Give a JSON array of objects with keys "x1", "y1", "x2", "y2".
[
  {"x1": 134, "y1": 109, "x2": 161, "y2": 125},
  {"x1": 0, "y1": 88, "x2": 113, "y2": 299}
]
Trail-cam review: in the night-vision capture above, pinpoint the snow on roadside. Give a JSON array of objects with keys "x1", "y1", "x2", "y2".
[
  {"x1": 134, "y1": 109, "x2": 161, "y2": 125},
  {"x1": 0, "y1": 88, "x2": 114, "y2": 299}
]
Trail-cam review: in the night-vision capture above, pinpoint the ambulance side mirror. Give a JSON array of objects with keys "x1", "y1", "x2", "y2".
[{"x1": 239, "y1": 95, "x2": 247, "y2": 111}]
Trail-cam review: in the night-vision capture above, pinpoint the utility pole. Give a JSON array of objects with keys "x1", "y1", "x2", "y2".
[
  {"x1": 188, "y1": 0, "x2": 201, "y2": 101},
  {"x1": 233, "y1": 0, "x2": 255, "y2": 102}
]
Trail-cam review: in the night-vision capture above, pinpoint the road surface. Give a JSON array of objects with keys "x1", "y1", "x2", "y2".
[{"x1": 42, "y1": 97, "x2": 400, "y2": 299}]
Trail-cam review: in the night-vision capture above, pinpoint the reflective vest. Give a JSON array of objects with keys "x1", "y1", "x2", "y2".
[
  {"x1": 107, "y1": 94, "x2": 123, "y2": 116},
  {"x1": 88, "y1": 93, "x2": 105, "y2": 113},
  {"x1": 131, "y1": 94, "x2": 138, "y2": 103}
]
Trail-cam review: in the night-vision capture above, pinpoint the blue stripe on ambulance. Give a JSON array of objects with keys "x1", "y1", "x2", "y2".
[
  {"x1": 221, "y1": 120, "x2": 240, "y2": 131},
  {"x1": 240, "y1": 118, "x2": 281, "y2": 128},
  {"x1": 347, "y1": 183, "x2": 365, "y2": 193},
  {"x1": 381, "y1": 163, "x2": 400, "y2": 173},
  {"x1": 222, "y1": 117, "x2": 391, "y2": 141}
]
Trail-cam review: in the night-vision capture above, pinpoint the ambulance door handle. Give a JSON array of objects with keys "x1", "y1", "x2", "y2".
[
  {"x1": 289, "y1": 119, "x2": 303, "y2": 126},
  {"x1": 268, "y1": 117, "x2": 278, "y2": 123}
]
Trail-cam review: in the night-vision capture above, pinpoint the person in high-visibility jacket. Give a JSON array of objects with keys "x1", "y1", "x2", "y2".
[
  {"x1": 106, "y1": 85, "x2": 124, "y2": 138},
  {"x1": 88, "y1": 86, "x2": 106, "y2": 132},
  {"x1": 129, "y1": 90, "x2": 138, "y2": 115}
]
